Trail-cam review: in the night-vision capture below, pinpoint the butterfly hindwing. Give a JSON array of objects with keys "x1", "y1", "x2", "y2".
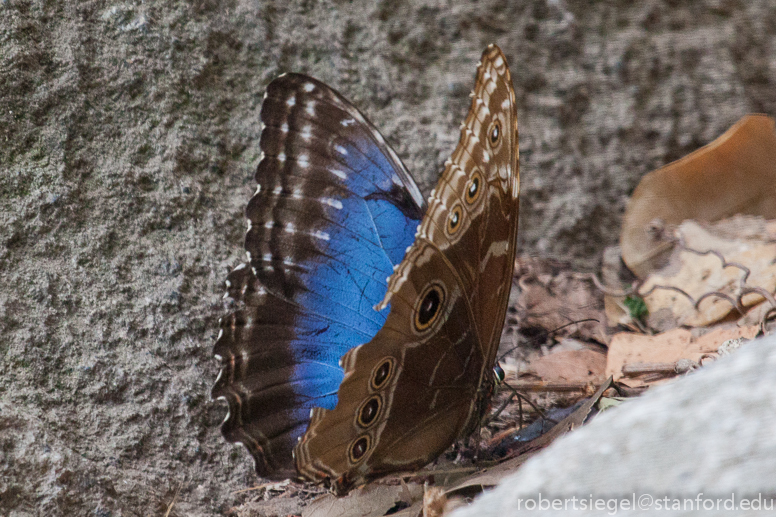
[
  {"x1": 294, "y1": 45, "x2": 520, "y2": 494},
  {"x1": 212, "y1": 74, "x2": 425, "y2": 478}
]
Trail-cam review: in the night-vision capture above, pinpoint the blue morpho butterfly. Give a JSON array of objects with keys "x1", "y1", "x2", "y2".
[{"x1": 213, "y1": 44, "x2": 520, "y2": 495}]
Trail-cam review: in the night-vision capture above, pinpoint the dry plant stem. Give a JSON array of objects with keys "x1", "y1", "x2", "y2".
[
  {"x1": 620, "y1": 363, "x2": 675, "y2": 376},
  {"x1": 400, "y1": 465, "x2": 481, "y2": 481},
  {"x1": 507, "y1": 380, "x2": 595, "y2": 392},
  {"x1": 741, "y1": 286, "x2": 776, "y2": 310},
  {"x1": 164, "y1": 484, "x2": 181, "y2": 517},
  {"x1": 694, "y1": 290, "x2": 745, "y2": 314},
  {"x1": 677, "y1": 239, "x2": 753, "y2": 283},
  {"x1": 674, "y1": 235, "x2": 765, "y2": 316},
  {"x1": 576, "y1": 271, "x2": 637, "y2": 297},
  {"x1": 231, "y1": 482, "x2": 282, "y2": 495},
  {"x1": 637, "y1": 283, "x2": 701, "y2": 305},
  {"x1": 231, "y1": 485, "x2": 268, "y2": 495},
  {"x1": 230, "y1": 480, "x2": 313, "y2": 496},
  {"x1": 621, "y1": 360, "x2": 698, "y2": 376}
]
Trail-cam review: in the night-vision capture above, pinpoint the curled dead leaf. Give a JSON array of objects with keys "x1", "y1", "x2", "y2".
[
  {"x1": 529, "y1": 349, "x2": 607, "y2": 384},
  {"x1": 622, "y1": 114, "x2": 776, "y2": 278},
  {"x1": 605, "y1": 325, "x2": 759, "y2": 388}
]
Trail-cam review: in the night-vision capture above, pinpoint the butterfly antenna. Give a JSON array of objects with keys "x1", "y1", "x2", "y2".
[
  {"x1": 483, "y1": 380, "x2": 554, "y2": 427},
  {"x1": 497, "y1": 318, "x2": 600, "y2": 363}
]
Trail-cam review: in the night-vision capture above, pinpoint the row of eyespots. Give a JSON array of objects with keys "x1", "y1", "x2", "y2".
[
  {"x1": 348, "y1": 280, "x2": 449, "y2": 463},
  {"x1": 446, "y1": 171, "x2": 481, "y2": 236},
  {"x1": 348, "y1": 357, "x2": 395, "y2": 463},
  {"x1": 445, "y1": 119, "x2": 500, "y2": 236}
]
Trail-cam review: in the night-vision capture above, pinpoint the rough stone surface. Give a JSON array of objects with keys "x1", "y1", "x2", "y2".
[
  {"x1": 452, "y1": 334, "x2": 776, "y2": 517},
  {"x1": 1, "y1": 1, "x2": 775, "y2": 515}
]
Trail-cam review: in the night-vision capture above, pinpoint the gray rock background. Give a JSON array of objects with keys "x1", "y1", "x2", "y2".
[
  {"x1": 451, "y1": 334, "x2": 776, "y2": 517},
  {"x1": 1, "y1": 0, "x2": 775, "y2": 515}
]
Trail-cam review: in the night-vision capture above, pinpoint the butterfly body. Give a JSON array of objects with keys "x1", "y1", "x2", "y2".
[{"x1": 213, "y1": 45, "x2": 519, "y2": 493}]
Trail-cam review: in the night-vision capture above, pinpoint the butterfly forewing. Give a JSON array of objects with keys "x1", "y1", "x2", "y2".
[
  {"x1": 212, "y1": 74, "x2": 425, "y2": 478},
  {"x1": 294, "y1": 45, "x2": 520, "y2": 494}
]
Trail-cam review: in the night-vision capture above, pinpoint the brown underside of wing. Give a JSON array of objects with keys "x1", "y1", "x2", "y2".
[{"x1": 294, "y1": 44, "x2": 520, "y2": 494}]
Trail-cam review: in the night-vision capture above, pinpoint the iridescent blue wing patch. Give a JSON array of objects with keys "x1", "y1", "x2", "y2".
[{"x1": 212, "y1": 74, "x2": 425, "y2": 478}]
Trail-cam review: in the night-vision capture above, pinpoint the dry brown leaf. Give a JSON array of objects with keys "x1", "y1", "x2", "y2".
[
  {"x1": 693, "y1": 326, "x2": 759, "y2": 351},
  {"x1": 622, "y1": 114, "x2": 776, "y2": 278},
  {"x1": 606, "y1": 326, "x2": 759, "y2": 388},
  {"x1": 529, "y1": 349, "x2": 607, "y2": 384},
  {"x1": 515, "y1": 257, "x2": 608, "y2": 343},
  {"x1": 302, "y1": 482, "x2": 424, "y2": 517},
  {"x1": 640, "y1": 220, "x2": 776, "y2": 329}
]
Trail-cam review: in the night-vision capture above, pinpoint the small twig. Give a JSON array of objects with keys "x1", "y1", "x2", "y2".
[
  {"x1": 741, "y1": 286, "x2": 776, "y2": 310},
  {"x1": 505, "y1": 380, "x2": 596, "y2": 392},
  {"x1": 164, "y1": 484, "x2": 181, "y2": 517},
  {"x1": 694, "y1": 291, "x2": 744, "y2": 314},
  {"x1": 637, "y1": 283, "x2": 697, "y2": 305},
  {"x1": 230, "y1": 480, "x2": 291, "y2": 495},
  {"x1": 621, "y1": 360, "x2": 699, "y2": 377},
  {"x1": 621, "y1": 362, "x2": 676, "y2": 376},
  {"x1": 573, "y1": 272, "x2": 637, "y2": 297}
]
